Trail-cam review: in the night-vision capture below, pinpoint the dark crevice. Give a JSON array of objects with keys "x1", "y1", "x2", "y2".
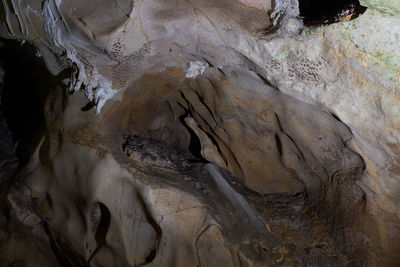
[
  {"x1": 255, "y1": 73, "x2": 275, "y2": 89},
  {"x1": 80, "y1": 99, "x2": 97, "y2": 111},
  {"x1": 43, "y1": 222, "x2": 89, "y2": 267},
  {"x1": 200, "y1": 57, "x2": 214, "y2": 68},
  {"x1": 179, "y1": 90, "x2": 239, "y2": 168},
  {"x1": 0, "y1": 69, "x2": 18, "y2": 183},
  {"x1": 274, "y1": 113, "x2": 283, "y2": 132},
  {"x1": 192, "y1": 89, "x2": 217, "y2": 124},
  {"x1": 328, "y1": 111, "x2": 342, "y2": 122},
  {"x1": 178, "y1": 100, "x2": 230, "y2": 167},
  {"x1": 216, "y1": 67, "x2": 226, "y2": 76},
  {"x1": 177, "y1": 91, "x2": 209, "y2": 163},
  {"x1": 0, "y1": 39, "x2": 68, "y2": 164},
  {"x1": 145, "y1": 249, "x2": 156, "y2": 263},
  {"x1": 94, "y1": 203, "x2": 110, "y2": 245},
  {"x1": 136, "y1": 192, "x2": 162, "y2": 266},
  {"x1": 179, "y1": 91, "x2": 193, "y2": 113},
  {"x1": 177, "y1": 106, "x2": 208, "y2": 163},
  {"x1": 88, "y1": 202, "x2": 111, "y2": 263},
  {"x1": 275, "y1": 134, "x2": 282, "y2": 157},
  {"x1": 46, "y1": 193, "x2": 53, "y2": 209},
  {"x1": 299, "y1": 0, "x2": 367, "y2": 26}
]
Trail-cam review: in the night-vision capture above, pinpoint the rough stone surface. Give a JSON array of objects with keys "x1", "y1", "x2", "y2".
[
  {"x1": 0, "y1": 0, "x2": 399, "y2": 266},
  {"x1": 360, "y1": 0, "x2": 400, "y2": 15}
]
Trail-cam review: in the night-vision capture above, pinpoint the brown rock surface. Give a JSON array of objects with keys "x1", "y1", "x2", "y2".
[{"x1": 0, "y1": 0, "x2": 399, "y2": 266}]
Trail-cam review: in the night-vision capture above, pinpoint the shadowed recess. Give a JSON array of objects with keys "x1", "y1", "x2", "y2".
[{"x1": 299, "y1": 0, "x2": 367, "y2": 25}]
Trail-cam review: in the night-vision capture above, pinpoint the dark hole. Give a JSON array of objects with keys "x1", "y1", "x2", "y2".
[
  {"x1": 87, "y1": 202, "x2": 112, "y2": 263},
  {"x1": 46, "y1": 193, "x2": 53, "y2": 209},
  {"x1": 95, "y1": 202, "x2": 111, "y2": 245},
  {"x1": 275, "y1": 134, "x2": 282, "y2": 157},
  {"x1": 178, "y1": 110, "x2": 208, "y2": 163},
  {"x1": 145, "y1": 249, "x2": 156, "y2": 263},
  {"x1": 299, "y1": 0, "x2": 367, "y2": 25},
  {"x1": 80, "y1": 100, "x2": 97, "y2": 111},
  {"x1": 0, "y1": 39, "x2": 68, "y2": 164}
]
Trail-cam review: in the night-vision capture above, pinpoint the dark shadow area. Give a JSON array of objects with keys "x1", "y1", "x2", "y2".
[
  {"x1": 178, "y1": 110, "x2": 208, "y2": 163},
  {"x1": 0, "y1": 64, "x2": 18, "y2": 183},
  {"x1": 299, "y1": 0, "x2": 367, "y2": 25},
  {"x1": 177, "y1": 91, "x2": 209, "y2": 163},
  {"x1": 43, "y1": 221, "x2": 89, "y2": 267},
  {"x1": 0, "y1": 39, "x2": 66, "y2": 164},
  {"x1": 94, "y1": 203, "x2": 111, "y2": 246}
]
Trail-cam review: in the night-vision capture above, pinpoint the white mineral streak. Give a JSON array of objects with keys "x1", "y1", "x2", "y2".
[
  {"x1": 92, "y1": 77, "x2": 117, "y2": 113},
  {"x1": 43, "y1": 0, "x2": 116, "y2": 113},
  {"x1": 185, "y1": 61, "x2": 209, "y2": 79}
]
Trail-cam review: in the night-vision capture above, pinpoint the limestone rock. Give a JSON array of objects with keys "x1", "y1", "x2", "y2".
[
  {"x1": 0, "y1": 0, "x2": 399, "y2": 266},
  {"x1": 360, "y1": 0, "x2": 400, "y2": 15}
]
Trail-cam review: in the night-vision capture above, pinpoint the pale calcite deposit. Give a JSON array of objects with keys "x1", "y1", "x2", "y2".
[{"x1": 0, "y1": 0, "x2": 399, "y2": 266}]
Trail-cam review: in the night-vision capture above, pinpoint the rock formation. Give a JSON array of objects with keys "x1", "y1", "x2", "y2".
[{"x1": 0, "y1": 0, "x2": 399, "y2": 266}]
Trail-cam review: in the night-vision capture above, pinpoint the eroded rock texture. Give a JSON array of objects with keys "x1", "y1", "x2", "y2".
[{"x1": 0, "y1": 0, "x2": 399, "y2": 266}]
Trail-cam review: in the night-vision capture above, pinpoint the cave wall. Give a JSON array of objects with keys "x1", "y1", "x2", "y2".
[{"x1": 0, "y1": 0, "x2": 399, "y2": 266}]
